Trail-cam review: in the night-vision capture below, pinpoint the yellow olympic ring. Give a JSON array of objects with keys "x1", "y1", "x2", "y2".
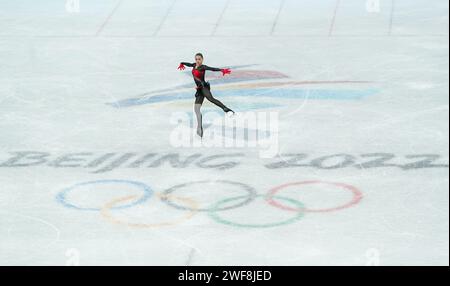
[{"x1": 100, "y1": 193, "x2": 199, "y2": 228}]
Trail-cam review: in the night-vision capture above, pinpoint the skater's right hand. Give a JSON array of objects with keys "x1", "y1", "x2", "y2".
[{"x1": 178, "y1": 63, "x2": 185, "y2": 71}]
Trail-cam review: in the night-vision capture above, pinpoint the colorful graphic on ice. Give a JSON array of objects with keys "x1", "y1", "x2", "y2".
[{"x1": 107, "y1": 64, "x2": 379, "y2": 110}]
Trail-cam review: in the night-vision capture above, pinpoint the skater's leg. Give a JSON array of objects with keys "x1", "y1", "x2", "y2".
[
  {"x1": 194, "y1": 94, "x2": 204, "y2": 137},
  {"x1": 201, "y1": 87, "x2": 233, "y2": 113}
]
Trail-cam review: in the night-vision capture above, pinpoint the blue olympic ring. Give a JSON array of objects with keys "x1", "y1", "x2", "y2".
[{"x1": 56, "y1": 179, "x2": 153, "y2": 211}]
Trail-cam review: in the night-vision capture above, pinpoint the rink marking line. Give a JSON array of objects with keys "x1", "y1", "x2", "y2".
[
  {"x1": 2, "y1": 211, "x2": 61, "y2": 243},
  {"x1": 186, "y1": 248, "x2": 196, "y2": 266},
  {"x1": 100, "y1": 193, "x2": 199, "y2": 228},
  {"x1": 270, "y1": 0, "x2": 286, "y2": 36},
  {"x1": 0, "y1": 211, "x2": 61, "y2": 261},
  {"x1": 95, "y1": 0, "x2": 124, "y2": 37},
  {"x1": 0, "y1": 34, "x2": 447, "y2": 39},
  {"x1": 153, "y1": 0, "x2": 178, "y2": 37},
  {"x1": 211, "y1": 0, "x2": 231, "y2": 36},
  {"x1": 389, "y1": 0, "x2": 395, "y2": 35},
  {"x1": 329, "y1": 0, "x2": 341, "y2": 37}
]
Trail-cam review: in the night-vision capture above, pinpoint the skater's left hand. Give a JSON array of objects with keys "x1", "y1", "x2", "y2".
[{"x1": 221, "y1": 68, "x2": 231, "y2": 76}]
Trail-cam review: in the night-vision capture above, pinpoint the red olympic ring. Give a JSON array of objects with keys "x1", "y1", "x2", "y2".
[{"x1": 266, "y1": 180, "x2": 363, "y2": 213}]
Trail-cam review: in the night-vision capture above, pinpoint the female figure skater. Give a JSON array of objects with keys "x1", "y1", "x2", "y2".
[{"x1": 178, "y1": 53, "x2": 233, "y2": 138}]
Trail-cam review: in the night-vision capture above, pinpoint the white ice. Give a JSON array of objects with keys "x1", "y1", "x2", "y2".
[{"x1": 0, "y1": 0, "x2": 448, "y2": 266}]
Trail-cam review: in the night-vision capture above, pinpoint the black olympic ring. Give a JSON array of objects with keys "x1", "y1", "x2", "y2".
[{"x1": 160, "y1": 180, "x2": 257, "y2": 212}]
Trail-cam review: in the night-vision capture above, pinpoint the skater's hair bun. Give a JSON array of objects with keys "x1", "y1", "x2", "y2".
[{"x1": 195, "y1": 53, "x2": 204, "y2": 59}]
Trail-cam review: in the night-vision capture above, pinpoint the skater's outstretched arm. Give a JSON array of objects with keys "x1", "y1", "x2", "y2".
[
  {"x1": 181, "y1": 62, "x2": 195, "y2": 67},
  {"x1": 201, "y1": 65, "x2": 231, "y2": 76},
  {"x1": 201, "y1": 65, "x2": 221, "y2": 72},
  {"x1": 178, "y1": 62, "x2": 194, "y2": 70}
]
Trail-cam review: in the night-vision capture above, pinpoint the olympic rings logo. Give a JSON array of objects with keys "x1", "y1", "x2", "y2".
[{"x1": 56, "y1": 179, "x2": 363, "y2": 228}]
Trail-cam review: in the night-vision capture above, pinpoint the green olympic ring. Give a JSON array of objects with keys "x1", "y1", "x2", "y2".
[{"x1": 208, "y1": 194, "x2": 305, "y2": 228}]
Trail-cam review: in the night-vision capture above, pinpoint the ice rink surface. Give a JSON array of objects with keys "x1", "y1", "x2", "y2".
[{"x1": 0, "y1": 0, "x2": 448, "y2": 265}]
